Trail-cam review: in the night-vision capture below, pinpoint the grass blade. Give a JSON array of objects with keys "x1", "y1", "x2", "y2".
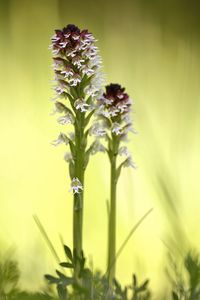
[
  {"x1": 33, "y1": 214, "x2": 61, "y2": 264},
  {"x1": 106, "y1": 208, "x2": 153, "y2": 276}
]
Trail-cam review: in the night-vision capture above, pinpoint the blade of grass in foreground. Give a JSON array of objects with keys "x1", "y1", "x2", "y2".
[
  {"x1": 33, "y1": 214, "x2": 61, "y2": 264},
  {"x1": 106, "y1": 208, "x2": 153, "y2": 276}
]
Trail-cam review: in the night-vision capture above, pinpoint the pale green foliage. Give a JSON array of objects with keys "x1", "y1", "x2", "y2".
[
  {"x1": 0, "y1": 253, "x2": 19, "y2": 298},
  {"x1": 169, "y1": 251, "x2": 200, "y2": 300}
]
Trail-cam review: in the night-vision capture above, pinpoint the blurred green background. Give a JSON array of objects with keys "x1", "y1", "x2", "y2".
[{"x1": 0, "y1": 0, "x2": 200, "y2": 297}]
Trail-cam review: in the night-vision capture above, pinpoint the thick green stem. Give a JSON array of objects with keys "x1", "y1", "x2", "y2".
[
  {"x1": 107, "y1": 136, "x2": 119, "y2": 286},
  {"x1": 73, "y1": 113, "x2": 85, "y2": 280}
]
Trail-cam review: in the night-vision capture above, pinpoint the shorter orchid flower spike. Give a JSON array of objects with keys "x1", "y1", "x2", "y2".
[{"x1": 96, "y1": 83, "x2": 134, "y2": 140}]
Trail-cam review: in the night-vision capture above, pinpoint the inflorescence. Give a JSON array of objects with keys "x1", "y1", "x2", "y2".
[{"x1": 50, "y1": 24, "x2": 103, "y2": 106}]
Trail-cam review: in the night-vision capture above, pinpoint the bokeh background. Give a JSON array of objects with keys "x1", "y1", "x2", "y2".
[{"x1": 0, "y1": 0, "x2": 200, "y2": 297}]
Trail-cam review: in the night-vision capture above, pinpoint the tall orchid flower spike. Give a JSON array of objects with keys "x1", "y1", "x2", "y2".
[
  {"x1": 96, "y1": 83, "x2": 136, "y2": 286},
  {"x1": 49, "y1": 24, "x2": 103, "y2": 280}
]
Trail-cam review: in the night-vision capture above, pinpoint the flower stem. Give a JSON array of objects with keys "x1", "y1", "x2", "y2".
[
  {"x1": 107, "y1": 135, "x2": 119, "y2": 286},
  {"x1": 73, "y1": 112, "x2": 85, "y2": 279}
]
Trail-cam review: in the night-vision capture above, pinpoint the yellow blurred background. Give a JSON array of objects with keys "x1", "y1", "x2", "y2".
[{"x1": 0, "y1": 0, "x2": 200, "y2": 297}]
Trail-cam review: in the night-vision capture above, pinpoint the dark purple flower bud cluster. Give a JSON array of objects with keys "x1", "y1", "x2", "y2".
[
  {"x1": 50, "y1": 24, "x2": 103, "y2": 103},
  {"x1": 95, "y1": 83, "x2": 133, "y2": 138},
  {"x1": 102, "y1": 83, "x2": 131, "y2": 117}
]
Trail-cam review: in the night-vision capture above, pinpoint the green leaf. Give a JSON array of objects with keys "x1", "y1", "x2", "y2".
[
  {"x1": 114, "y1": 278, "x2": 122, "y2": 294},
  {"x1": 44, "y1": 274, "x2": 60, "y2": 284},
  {"x1": 57, "y1": 284, "x2": 68, "y2": 300},
  {"x1": 80, "y1": 74, "x2": 94, "y2": 90},
  {"x1": 65, "y1": 92, "x2": 74, "y2": 103},
  {"x1": 60, "y1": 262, "x2": 74, "y2": 269},
  {"x1": 80, "y1": 251, "x2": 86, "y2": 267},
  {"x1": 69, "y1": 87, "x2": 78, "y2": 99},
  {"x1": 56, "y1": 270, "x2": 73, "y2": 286},
  {"x1": 64, "y1": 245, "x2": 73, "y2": 262},
  {"x1": 79, "y1": 74, "x2": 88, "y2": 88},
  {"x1": 116, "y1": 164, "x2": 123, "y2": 182},
  {"x1": 86, "y1": 95, "x2": 92, "y2": 104},
  {"x1": 84, "y1": 128, "x2": 90, "y2": 139},
  {"x1": 84, "y1": 109, "x2": 95, "y2": 127},
  {"x1": 133, "y1": 274, "x2": 137, "y2": 288},
  {"x1": 68, "y1": 140, "x2": 76, "y2": 157},
  {"x1": 137, "y1": 279, "x2": 149, "y2": 292},
  {"x1": 55, "y1": 102, "x2": 74, "y2": 116},
  {"x1": 100, "y1": 115, "x2": 112, "y2": 128},
  {"x1": 84, "y1": 140, "x2": 97, "y2": 168},
  {"x1": 172, "y1": 291, "x2": 179, "y2": 300}
]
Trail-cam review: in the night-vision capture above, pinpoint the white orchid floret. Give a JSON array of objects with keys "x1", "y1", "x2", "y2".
[
  {"x1": 54, "y1": 86, "x2": 65, "y2": 95},
  {"x1": 116, "y1": 101, "x2": 129, "y2": 113},
  {"x1": 70, "y1": 177, "x2": 83, "y2": 194},
  {"x1": 59, "y1": 40, "x2": 69, "y2": 48},
  {"x1": 79, "y1": 35, "x2": 96, "y2": 51},
  {"x1": 79, "y1": 43, "x2": 88, "y2": 51},
  {"x1": 72, "y1": 56, "x2": 85, "y2": 68},
  {"x1": 58, "y1": 79, "x2": 68, "y2": 89},
  {"x1": 122, "y1": 114, "x2": 132, "y2": 124},
  {"x1": 71, "y1": 32, "x2": 80, "y2": 40},
  {"x1": 83, "y1": 48, "x2": 97, "y2": 60},
  {"x1": 83, "y1": 32, "x2": 96, "y2": 43},
  {"x1": 55, "y1": 102, "x2": 67, "y2": 113},
  {"x1": 82, "y1": 66, "x2": 95, "y2": 76},
  {"x1": 50, "y1": 95, "x2": 59, "y2": 102},
  {"x1": 91, "y1": 140, "x2": 106, "y2": 155},
  {"x1": 52, "y1": 61, "x2": 64, "y2": 70},
  {"x1": 120, "y1": 133, "x2": 129, "y2": 142},
  {"x1": 64, "y1": 152, "x2": 73, "y2": 163},
  {"x1": 84, "y1": 71, "x2": 104, "y2": 98},
  {"x1": 90, "y1": 86, "x2": 104, "y2": 98},
  {"x1": 69, "y1": 132, "x2": 75, "y2": 141},
  {"x1": 90, "y1": 57, "x2": 100, "y2": 67},
  {"x1": 123, "y1": 156, "x2": 136, "y2": 169},
  {"x1": 60, "y1": 68, "x2": 74, "y2": 78},
  {"x1": 68, "y1": 74, "x2": 81, "y2": 86},
  {"x1": 74, "y1": 99, "x2": 90, "y2": 112},
  {"x1": 52, "y1": 48, "x2": 60, "y2": 56},
  {"x1": 112, "y1": 122, "x2": 123, "y2": 135},
  {"x1": 51, "y1": 34, "x2": 60, "y2": 42},
  {"x1": 90, "y1": 123, "x2": 107, "y2": 137},
  {"x1": 50, "y1": 101, "x2": 68, "y2": 115},
  {"x1": 103, "y1": 97, "x2": 113, "y2": 105},
  {"x1": 123, "y1": 123, "x2": 135, "y2": 134},
  {"x1": 109, "y1": 107, "x2": 119, "y2": 117},
  {"x1": 51, "y1": 132, "x2": 69, "y2": 146},
  {"x1": 54, "y1": 73, "x2": 64, "y2": 82},
  {"x1": 89, "y1": 55, "x2": 102, "y2": 68},
  {"x1": 66, "y1": 49, "x2": 77, "y2": 58},
  {"x1": 95, "y1": 105, "x2": 110, "y2": 118},
  {"x1": 57, "y1": 113, "x2": 75, "y2": 125},
  {"x1": 118, "y1": 146, "x2": 130, "y2": 156},
  {"x1": 85, "y1": 86, "x2": 98, "y2": 98}
]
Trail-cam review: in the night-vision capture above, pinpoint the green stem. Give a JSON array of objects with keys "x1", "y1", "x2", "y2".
[
  {"x1": 107, "y1": 135, "x2": 119, "y2": 286},
  {"x1": 73, "y1": 112, "x2": 85, "y2": 280}
]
